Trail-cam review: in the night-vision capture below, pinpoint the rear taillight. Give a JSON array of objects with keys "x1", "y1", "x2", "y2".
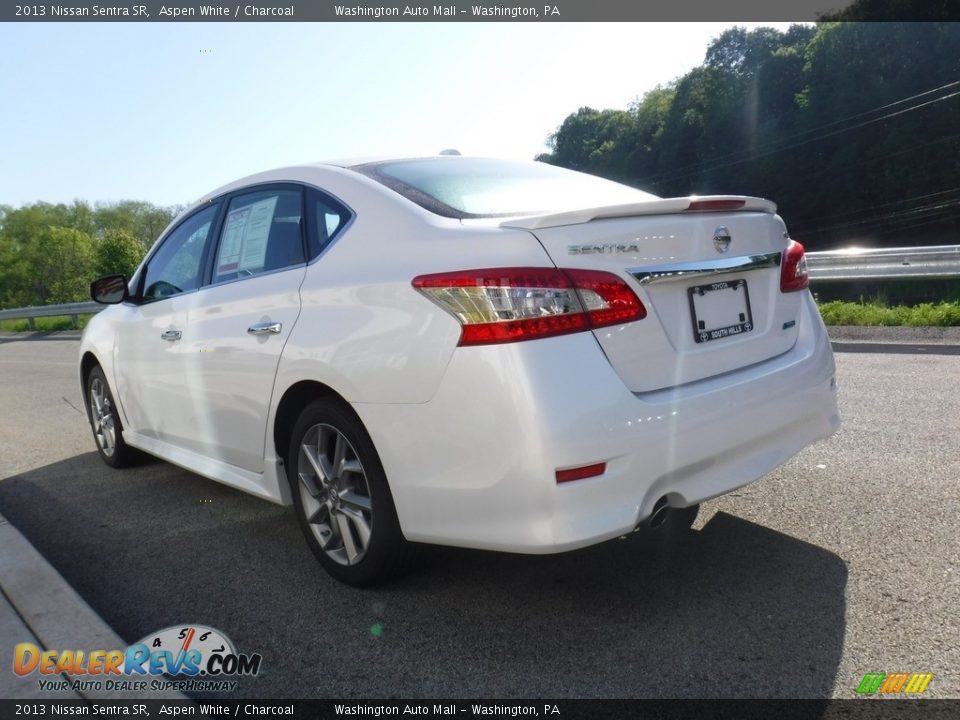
[
  {"x1": 411, "y1": 267, "x2": 646, "y2": 346},
  {"x1": 780, "y1": 239, "x2": 809, "y2": 293}
]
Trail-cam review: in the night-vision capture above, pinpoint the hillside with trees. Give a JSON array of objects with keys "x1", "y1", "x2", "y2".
[
  {"x1": 536, "y1": 22, "x2": 960, "y2": 250},
  {"x1": 0, "y1": 201, "x2": 178, "y2": 309}
]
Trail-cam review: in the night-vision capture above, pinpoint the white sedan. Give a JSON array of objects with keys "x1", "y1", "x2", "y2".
[{"x1": 80, "y1": 157, "x2": 840, "y2": 585}]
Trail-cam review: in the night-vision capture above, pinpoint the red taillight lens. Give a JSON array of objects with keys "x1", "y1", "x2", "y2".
[
  {"x1": 685, "y1": 199, "x2": 746, "y2": 212},
  {"x1": 564, "y1": 269, "x2": 647, "y2": 328},
  {"x1": 780, "y1": 239, "x2": 809, "y2": 292},
  {"x1": 411, "y1": 267, "x2": 645, "y2": 346}
]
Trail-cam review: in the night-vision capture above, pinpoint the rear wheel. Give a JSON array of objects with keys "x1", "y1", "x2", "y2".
[
  {"x1": 85, "y1": 365, "x2": 136, "y2": 468},
  {"x1": 287, "y1": 398, "x2": 410, "y2": 586}
]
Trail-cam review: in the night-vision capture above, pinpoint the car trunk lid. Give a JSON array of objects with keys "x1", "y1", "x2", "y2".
[{"x1": 501, "y1": 197, "x2": 804, "y2": 393}]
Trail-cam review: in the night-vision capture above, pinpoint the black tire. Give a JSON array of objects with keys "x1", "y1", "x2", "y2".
[
  {"x1": 85, "y1": 365, "x2": 137, "y2": 468},
  {"x1": 287, "y1": 398, "x2": 410, "y2": 586}
]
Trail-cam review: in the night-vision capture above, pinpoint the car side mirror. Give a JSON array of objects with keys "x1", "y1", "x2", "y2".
[{"x1": 91, "y1": 274, "x2": 129, "y2": 304}]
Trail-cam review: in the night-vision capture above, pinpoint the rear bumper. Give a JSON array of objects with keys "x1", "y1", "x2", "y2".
[{"x1": 354, "y1": 292, "x2": 839, "y2": 553}]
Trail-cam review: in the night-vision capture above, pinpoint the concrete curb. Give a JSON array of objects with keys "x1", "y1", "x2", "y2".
[
  {"x1": 827, "y1": 325, "x2": 960, "y2": 344},
  {"x1": 0, "y1": 513, "x2": 185, "y2": 701}
]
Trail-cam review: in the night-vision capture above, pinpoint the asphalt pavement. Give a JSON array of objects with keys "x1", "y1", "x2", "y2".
[{"x1": 0, "y1": 332, "x2": 957, "y2": 699}]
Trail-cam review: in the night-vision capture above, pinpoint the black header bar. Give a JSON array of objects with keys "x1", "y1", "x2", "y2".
[
  {"x1": 3, "y1": 0, "x2": 855, "y2": 23},
  {"x1": 2, "y1": 699, "x2": 958, "y2": 719}
]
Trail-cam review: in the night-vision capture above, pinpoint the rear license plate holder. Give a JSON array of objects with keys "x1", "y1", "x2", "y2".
[{"x1": 688, "y1": 279, "x2": 754, "y2": 343}]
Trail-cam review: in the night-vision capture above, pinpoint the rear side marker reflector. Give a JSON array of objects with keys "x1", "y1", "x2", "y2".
[
  {"x1": 412, "y1": 267, "x2": 646, "y2": 346},
  {"x1": 556, "y1": 462, "x2": 606, "y2": 483}
]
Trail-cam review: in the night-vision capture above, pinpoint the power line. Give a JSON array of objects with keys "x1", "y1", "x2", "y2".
[
  {"x1": 806, "y1": 199, "x2": 960, "y2": 235},
  {"x1": 790, "y1": 186, "x2": 960, "y2": 236},
  {"x1": 645, "y1": 79, "x2": 960, "y2": 182},
  {"x1": 860, "y1": 213, "x2": 960, "y2": 240},
  {"x1": 645, "y1": 89, "x2": 960, "y2": 186},
  {"x1": 637, "y1": 83, "x2": 960, "y2": 186},
  {"x1": 767, "y1": 133, "x2": 960, "y2": 201}
]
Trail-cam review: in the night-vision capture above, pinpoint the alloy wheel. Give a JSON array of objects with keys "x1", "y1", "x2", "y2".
[
  {"x1": 89, "y1": 376, "x2": 116, "y2": 458},
  {"x1": 297, "y1": 423, "x2": 373, "y2": 566}
]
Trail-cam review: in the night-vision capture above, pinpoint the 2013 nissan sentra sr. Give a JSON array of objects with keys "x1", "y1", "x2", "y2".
[{"x1": 80, "y1": 156, "x2": 840, "y2": 585}]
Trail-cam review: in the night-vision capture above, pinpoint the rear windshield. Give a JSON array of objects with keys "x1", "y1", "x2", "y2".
[{"x1": 351, "y1": 158, "x2": 658, "y2": 218}]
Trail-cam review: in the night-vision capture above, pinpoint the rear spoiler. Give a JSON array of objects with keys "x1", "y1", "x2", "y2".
[{"x1": 500, "y1": 195, "x2": 777, "y2": 230}]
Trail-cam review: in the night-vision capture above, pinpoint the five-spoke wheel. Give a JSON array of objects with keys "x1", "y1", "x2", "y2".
[
  {"x1": 288, "y1": 398, "x2": 409, "y2": 586},
  {"x1": 85, "y1": 365, "x2": 136, "y2": 468},
  {"x1": 297, "y1": 423, "x2": 374, "y2": 566}
]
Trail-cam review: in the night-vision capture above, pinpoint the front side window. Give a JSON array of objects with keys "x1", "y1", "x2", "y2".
[
  {"x1": 212, "y1": 189, "x2": 304, "y2": 284},
  {"x1": 141, "y1": 204, "x2": 218, "y2": 303}
]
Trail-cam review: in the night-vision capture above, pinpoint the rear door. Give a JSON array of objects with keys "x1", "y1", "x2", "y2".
[
  {"x1": 507, "y1": 199, "x2": 804, "y2": 393},
  {"x1": 181, "y1": 185, "x2": 308, "y2": 473}
]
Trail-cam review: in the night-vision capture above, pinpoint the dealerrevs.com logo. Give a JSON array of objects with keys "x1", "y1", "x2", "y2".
[{"x1": 13, "y1": 624, "x2": 261, "y2": 694}]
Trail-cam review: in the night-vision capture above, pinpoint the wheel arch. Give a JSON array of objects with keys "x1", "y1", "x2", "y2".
[
  {"x1": 272, "y1": 380, "x2": 353, "y2": 467},
  {"x1": 79, "y1": 351, "x2": 104, "y2": 412}
]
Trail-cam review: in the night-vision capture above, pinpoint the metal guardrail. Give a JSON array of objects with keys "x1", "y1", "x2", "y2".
[
  {"x1": 806, "y1": 244, "x2": 960, "y2": 281},
  {"x1": 0, "y1": 246, "x2": 957, "y2": 328},
  {"x1": 0, "y1": 301, "x2": 102, "y2": 330}
]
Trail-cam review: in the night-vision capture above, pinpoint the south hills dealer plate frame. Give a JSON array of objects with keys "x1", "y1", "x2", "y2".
[{"x1": 688, "y1": 278, "x2": 754, "y2": 343}]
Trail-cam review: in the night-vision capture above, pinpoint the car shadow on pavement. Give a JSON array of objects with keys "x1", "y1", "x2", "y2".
[{"x1": 0, "y1": 453, "x2": 847, "y2": 699}]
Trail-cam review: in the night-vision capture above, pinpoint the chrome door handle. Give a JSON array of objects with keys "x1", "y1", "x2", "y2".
[
  {"x1": 160, "y1": 329, "x2": 182, "y2": 341},
  {"x1": 247, "y1": 322, "x2": 282, "y2": 335}
]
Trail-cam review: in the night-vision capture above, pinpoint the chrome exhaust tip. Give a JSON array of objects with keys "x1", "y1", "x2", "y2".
[{"x1": 649, "y1": 496, "x2": 671, "y2": 530}]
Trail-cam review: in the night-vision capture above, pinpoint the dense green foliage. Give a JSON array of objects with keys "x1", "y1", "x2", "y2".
[
  {"x1": 0, "y1": 201, "x2": 179, "y2": 308},
  {"x1": 818, "y1": 299, "x2": 960, "y2": 326},
  {"x1": 537, "y1": 22, "x2": 960, "y2": 250}
]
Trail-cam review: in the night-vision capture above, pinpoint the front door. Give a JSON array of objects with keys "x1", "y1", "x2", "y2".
[{"x1": 113, "y1": 203, "x2": 220, "y2": 451}]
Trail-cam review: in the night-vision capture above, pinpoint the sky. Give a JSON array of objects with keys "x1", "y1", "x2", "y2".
[{"x1": 0, "y1": 22, "x2": 804, "y2": 207}]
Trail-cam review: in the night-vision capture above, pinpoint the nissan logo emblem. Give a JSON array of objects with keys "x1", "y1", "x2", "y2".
[{"x1": 713, "y1": 226, "x2": 732, "y2": 253}]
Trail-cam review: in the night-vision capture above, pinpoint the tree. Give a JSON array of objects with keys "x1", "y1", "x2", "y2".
[
  {"x1": 95, "y1": 228, "x2": 145, "y2": 278},
  {"x1": 540, "y1": 107, "x2": 639, "y2": 181},
  {"x1": 539, "y1": 21, "x2": 960, "y2": 249},
  {"x1": 820, "y1": 0, "x2": 958, "y2": 21},
  {"x1": 705, "y1": 26, "x2": 784, "y2": 80},
  {"x1": 0, "y1": 199, "x2": 178, "y2": 307},
  {"x1": 93, "y1": 200, "x2": 177, "y2": 251},
  {"x1": 19, "y1": 226, "x2": 96, "y2": 304}
]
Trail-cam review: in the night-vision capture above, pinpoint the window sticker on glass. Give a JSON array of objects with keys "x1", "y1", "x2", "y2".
[
  {"x1": 217, "y1": 196, "x2": 279, "y2": 276},
  {"x1": 217, "y1": 206, "x2": 249, "y2": 274}
]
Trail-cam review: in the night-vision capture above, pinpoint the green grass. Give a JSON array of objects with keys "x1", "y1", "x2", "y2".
[
  {"x1": 817, "y1": 300, "x2": 960, "y2": 326},
  {"x1": 0, "y1": 315, "x2": 93, "y2": 332}
]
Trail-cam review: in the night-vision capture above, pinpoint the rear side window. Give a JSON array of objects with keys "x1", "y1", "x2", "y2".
[
  {"x1": 307, "y1": 187, "x2": 351, "y2": 259},
  {"x1": 141, "y1": 204, "x2": 218, "y2": 303},
  {"x1": 212, "y1": 189, "x2": 304, "y2": 284},
  {"x1": 352, "y1": 158, "x2": 657, "y2": 218}
]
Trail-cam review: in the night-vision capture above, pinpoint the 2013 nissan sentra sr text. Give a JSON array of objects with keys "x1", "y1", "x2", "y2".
[{"x1": 79, "y1": 157, "x2": 840, "y2": 585}]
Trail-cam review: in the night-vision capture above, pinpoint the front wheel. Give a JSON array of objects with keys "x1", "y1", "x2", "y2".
[
  {"x1": 85, "y1": 365, "x2": 137, "y2": 468},
  {"x1": 287, "y1": 398, "x2": 410, "y2": 586}
]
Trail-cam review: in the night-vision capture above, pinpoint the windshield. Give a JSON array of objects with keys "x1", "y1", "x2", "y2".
[{"x1": 352, "y1": 158, "x2": 658, "y2": 218}]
